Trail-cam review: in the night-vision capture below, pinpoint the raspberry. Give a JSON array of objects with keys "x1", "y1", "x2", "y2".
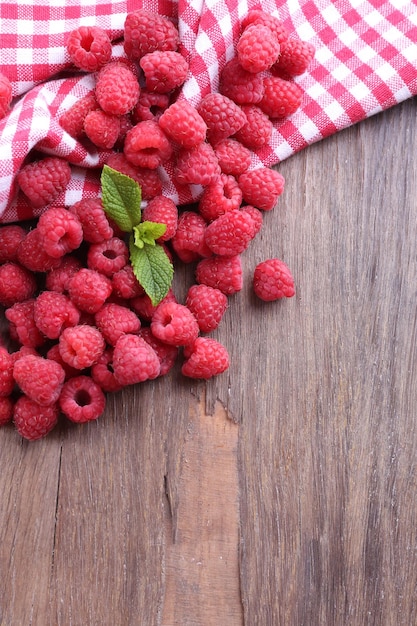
[
  {"x1": 241, "y1": 205, "x2": 263, "y2": 236},
  {"x1": 141, "y1": 196, "x2": 178, "y2": 241},
  {"x1": 95, "y1": 62, "x2": 140, "y2": 116},
  {"x1": 66, "y1": 25, "x2": 112, "y2": 72},
  {"x1": 59, "y1": 375, "x2": 106, "y2": 423},
  {"x1": 0, "y1": 262, "x2": 37, "y2": 307},
  {"x1": 140, "y1": 51, "x2": 189, "y2": 93},
  {"x1": 204, "y1": 209, "x2": 256, "y2": 257},
  {"x1": 13, "y1": 395, "x2": 59, "y2": 440},
  {"x1": 170, "y1": 211, "x2": 211, "y2": 263},
  {"x1": 198, "y1": 174, "x2": 243, "y2": 222},
  {"x1": 0, "y1": 225, "x2": 26, "y2": 263},
  {"x1": 124, "y1": 120, "x2": 173, "y2": 170},
  {"x1": 105, "y1": 153, "x2": 163, "y2": 200},
  {"x1": 195, "y1": 254, "x2": 243, "y2": 295},
  {"x1": 259, "y1": 76, "x2": 303, "y2": 119},
  {"x1": 241, "y1": 10, "x2": 289, "y2": 47},
  {"x1": 0, "y1": 396, "x2": 14, "y2": 426},
  {"x1": 83, "y1": 109, "x2": 121, "y2": 150},
  {"x1": 237, "y1": 23, "x2": 280, "y2": 73},
  {"x1": 158, "y1": 100, "x2": 207, "y2": 149},
  {"x1": 90, "y1": 348, "x2": 123, "y2": 393},
  {"x1": 150, "y1": 301, "x2": 199, "y2": 347},
  {"x1": 5, "y1": 300, "x2": 45, "y2": 348},
  {"x1": 60, "y1": 91, "x2": 98, "y2": 138},
  {"x1": 181, "y1": 337, "x2": 229, "y2": 379},
  {"x1": 138, "y1": 327, "x2": 178, "y2": 376},
  {"x1": 219, "y1": 58, "x2": 264, "y2": 105},
  {"x1": 214, "y1": 139, "x2": 252, "y2": 177},
  {"x1": 234, "y1": 105, "x2": 273, "y2": 150},
  {"x1": 59, "y1": 324, "x2": 106, "y2": 370},
  {"x1": 13, "y1": 354, "x2": 65, "y2": 406},
  {"x1": 253, "y1": 258, "x2": 295, "y2": 300},
  {"x1": 273, "y1": 38, "x2": 315, "y2": 77},
  {"x1": 238, "y1": 168, "x2": 285, "y2": 211},
  {"x1": 69, "y1": 198, "x2": 113, "y2": 244},
  {"x1": 130, "y1": 288, "x2": 176, "y2": 323},
  {"x1": 133, "y1": 91, "x2": 170, "y2": 122},
  {"x1": 113, "y1": 333, "x2": 161, "y2": 385},
  {"x1": 0, "y1": 71, "x2": 13, "y2": 120},
  {"x1": 175, "y1": 143, "x2": 221, "y2": 186},
  {"x1": 185, "y1": 284, "x2": 228, "y2": 333},
  {"x1": 0, "y1": 349, "x2": 14, "y2": 397},
  {"x1": 123, "y1": 9, "x2": 180, "y2": 60},
  {"x1": 17, "y1": 228, "x2": 62, "y2": 273},
  {"x1": 87, "y1": 237, "x2": 129, "y2": 277},
  {"x1": 111, "y1": 264, "x2": 145, "y2": 299},
  {"x1": 197, "y1": 93, "x2": 247, "y2": 146},
  {"x1": 45, "y1": 255, "x2": 83, "y2": 293},
  {"x1": 37, "y1": 207, "x2": 83, "y2": 259},
  {"x1": 67, "y1": 268, "x2": 113, "y2": 314},
  {"x1": 16, "y1": 157, "x2": 71, "y2": 209},
  {"x1": 33, "y1": 291, "x2": 80, "y2": 340},
  {"x1": 95, "y1": 302, "x2": 141, "y2": 346}
]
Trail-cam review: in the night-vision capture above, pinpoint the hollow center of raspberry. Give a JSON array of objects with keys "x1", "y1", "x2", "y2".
[
  {"x1": 75, "y1": 389, "x2": 92, "y2": 406},
  {"x1": 103, "y1": 250, "x2": 117, "y2": 260},
  {"x1": 81, "y1": 34, "x2": 94, "y2": 52}
]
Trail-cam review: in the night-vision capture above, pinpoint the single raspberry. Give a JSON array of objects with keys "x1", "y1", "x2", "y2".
[
  {"x1": 60, "y1": 91, "x2": 98, "y2": 138},
  {"x1": 0, "y1": 225, "x2": 26, "y2": 263},
  {"x1": 111, "y1": 264, "x2": 145, "y2": 299},
  {"x1": 45, "y1": 255, "x2": 83, "y2": 293},
  {"x1": 16, "y1": 157, "x2": 71, "y2": 209},
  {"x1": 241, "y1": 9, "x2": 289, "y2": 47},
  {"x1": 13, "y1": 395, "x2": 59, "y2": 440},
  {"x1": 123, "y1": 9, "x2": 180, "y2": 60},
  {"x1": 234, "y1": 105, "x2": 273, "y2": 150},
  {"x1": 185, "y1": 284, "x2": 228, "y2": 333},
  {"x1": 33, "y1": 291, "x2": 80, "y2": 340},
  {"x1": 237, "y1": 23, "x2": 280, "y2": 74},
  {"x1": 195, "y1": 254, "x2": 243, "y2": 295},
  {"x1": 273, "y1": 38, "x2": 315, "y2": 77},
  {"x1": 95, "y1": 62, "x2": 140, "y2": 116},
  {"x1": 37, "y1": 207, "x2": 83, "y2": 259},
  {"x1": 219, "y1": 58, "x2": 264, "y2": 105},
  {"x1": 83, "y1": 109, "x2": 121, "y2": 150},
  {"x1": 59, "y1": 375, "x2": 106, "y2": 423},
  {"x1": 87, "y1": 237, "x2": 129, "y2": 277},
  {"x1": 13, "y1": 354, "x2": 65, "y2": 406},
  {"x1": 5, "y1": 300, "x2": 45, "y2": 348},
  {"x1": 0, "y1": 396, "x2": 14, "y2": 426},
  {"x1": 90, "y1": 348, "x2": 123, "y2": 393},
  {"x1": 140, "y1": 50, "x2": 189, "y2": 93},
  {"x1": 141, "y1": 196, "x2": 178, "y2": 241},
  {"x1": 95, "y1": 302, "x2": 141, "y2": 346},
  {"x1": 259, "y1": 76, "x2": 303, "y2": 119},
  {"x1": 46, "y1": 343, "x2": 80, "y2": 380},
  {"x1": 150, "y1": 301, "x2": 199, "y2": 347},
  {"x1": 68, "y1": 198, "x2": 113, "y2": 244},
  {"x1": 158, "y1": 100, "x2": 207, "y2": 148},
  {"x1": 0, "y1": 349, "x2": 14, "y2": 397},
  {"x1": 0, "y1": 262, "x2": 37, "y2": 307},
  {"x1": 198, "y1": 174, "x2": 243, "y2": 222},
  {"x1": 138, "y1": 327, "x2": 178, "y2": 376},
  {"x1": 214, "y1": 139, "x2": 252, "y2": 177},
  {"x1": 175, "y1": 143, "x2": 221, "y2": 187},
  {"x1": 0, "y1": 72, "x2": 13, "y2": 120},
  {"x1": 124, "y1": 120, "x2": 173, "y2": 170},
  {"x1": 130, "y1": 288, "x2": 177, "y2": 323},
  {"x1": 181, "y1": 337, "x2": 229, "y2": 379},
  {"x1": 238, "y1": 168, "x2": 285, "y2": 211},
  {"x1": 241, "y1": 205, "x2": 263, "y2": 236},
  {"x1": 170, "y1": 211, "x2": 211, "y2": 263},
  {"x1": 204, "y1": 209, "x2": 256, "y2": 257},
  {"x1": 66, "y1": 25, "x2": 112, "y2": 72},
  {"x1": 133, "y1": 91, "x2": 170, "y2": 122},
  {"x1": 113, "y1": 333, "x2": 161, "y2": 385},
  {"x1": 197, "y1": 93, "x2": 247, "y2": 146},
  {"x1": 67, "y1": 268, "x2": 113, "y2": 314},
  {"x1": 59, "y1": 324, "x2": 106, "y2": 370},
  {"x1": 253, "y1": 258, "x2": 295, "y2": 300},
  {"x1": 17, "y1": 228, "x2": 62, "y2": 273},
  {"x1": 105, "y1": 153, "x2": 163, "y2": 200}
]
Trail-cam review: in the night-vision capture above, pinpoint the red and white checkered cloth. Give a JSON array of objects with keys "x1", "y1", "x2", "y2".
[{"x1": 0, "y1": 0, "x2": 416, "y2": 223}]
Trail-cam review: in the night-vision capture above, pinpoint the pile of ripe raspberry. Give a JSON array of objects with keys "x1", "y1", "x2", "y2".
[{"x1": 0, "y1": 8, "x2": 314, "y2": 440}]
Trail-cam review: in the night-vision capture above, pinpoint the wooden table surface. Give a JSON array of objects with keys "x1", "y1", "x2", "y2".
[{"x1": 1, "y1": 97, "x2": 417, "y2": 626}]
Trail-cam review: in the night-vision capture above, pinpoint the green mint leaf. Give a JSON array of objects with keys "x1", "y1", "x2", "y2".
[
  {"x1": 100, "y1": 165, "x2": 141, "y2": 232},
  {"x1": 133, "y1": 221, "x2": 167, "y2": 248},
  {"x1": 129, "y1": 235, "x2": 174, "y2": 306}
]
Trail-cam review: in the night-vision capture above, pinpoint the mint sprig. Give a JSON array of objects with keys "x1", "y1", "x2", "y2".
[{"x1": 100, "y1": 166, "x2": 173, "y2": 306}]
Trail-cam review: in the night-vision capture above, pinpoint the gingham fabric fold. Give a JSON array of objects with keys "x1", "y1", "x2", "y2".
[{"x1": 0, "y1": 0, "x2": 416, "y2": 222}]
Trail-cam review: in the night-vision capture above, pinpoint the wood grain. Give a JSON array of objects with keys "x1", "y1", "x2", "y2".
[{"x1": 1, "y1": 98, "x2": 417, "y2": 625}]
